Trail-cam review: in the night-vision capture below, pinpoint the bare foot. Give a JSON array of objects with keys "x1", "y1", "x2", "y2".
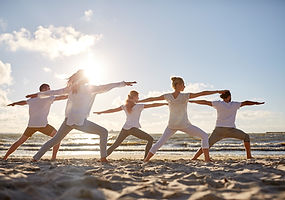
[
  {"x1": 100, "y1": 157, "x2": 108, "y2": 163},
  {"x1": 247, "y1": 156, "x2": 254, "y2": 160}
]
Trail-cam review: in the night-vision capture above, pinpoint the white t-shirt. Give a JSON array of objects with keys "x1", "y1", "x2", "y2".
[
  {"x1": 164, "y1": 93, "x2": 191, "y2": 129},
  {"x1": 121, "y1": 104, "x2": 144, "y2": 130},
  {"x1": 212, "y1": 100, "x2": 241, "y2": 128},
  {"x1": 27, "y1": 96, "x2": 55, "y2": 127},
  {"x1": 38, "y1": 82, "x2": 126, "y2": 126}
]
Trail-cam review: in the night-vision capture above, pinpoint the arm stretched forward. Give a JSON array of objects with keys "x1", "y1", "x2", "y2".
[
  {"x1": 26, "y1": 87, "x2": 69, "y2": 98},
  {"x1": 189, "y1": 90, "x2": 227, "y2": 99},
  {"x1": 189, "y1": 100, "x2": 212, "y2": 106},
  {"x1": 138, "y1": 95, "x2": 165, "y2": 103},
  {"x1": 241, "y1": 101, "x2": 265, "y2": 107},
  {"x1": 94, "y1": 106, "x2": 123, "y2": 115},
  {"x1": 54, "y1": 95, "x2": 68, "y2": 101},
  {"x1": 7, "y1": 100, "x2": 27, "y2": 106}
]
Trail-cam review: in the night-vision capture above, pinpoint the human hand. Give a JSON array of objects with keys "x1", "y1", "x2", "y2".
[
  {"x1": 124, "y1": 81, "x2": 137, "y2": 86},
  {"x1": 26, "y1": 93, "x2": 38, "y2": 98},
  {"x1": 218, "y1": 90, "x2": 229, "y2": 94}
]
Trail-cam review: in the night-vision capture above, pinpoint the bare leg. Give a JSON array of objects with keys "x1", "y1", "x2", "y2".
[
  {"x1": 182, "y1": 125, "x2": 210, "y2": 162},
  {"x1": 192, "y1": 128, "x2": 223, "y2": 160},
  {"x1": 202, "y1": 148, "x2": 210, "y2": 162},
  {"x1": 49, "y1": 130, "x2": 60, "y2": 161},
  {"x1": 144, "y1": 152, "x2": 154, "y2": 162},
  {"x1": 192, "y1": 148, "x2": 203, "y2": 160},
  {"x1": 3, "y1": 135, "x2": 29, "y2": 160},
  {"x1": 244, "y1": 141, "x2": 253, "y2": 159}
]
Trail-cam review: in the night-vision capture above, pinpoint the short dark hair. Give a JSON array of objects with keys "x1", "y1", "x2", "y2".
[
  {"x1": 220, "y1": 91, "x2": 231, "y2": 99},
  {"x1": 39, "y1": 83, "x2": 50, "y2": 91}
]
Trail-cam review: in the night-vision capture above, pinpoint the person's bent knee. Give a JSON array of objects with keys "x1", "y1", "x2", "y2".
[
  {"x1": 49, "y1": 130, "x2": 57, "y2": 137},
  {"x1": 148, "y1": 136, "x2": 154, "y2": 143},
  {"x1": 100, "y1": 128, "x2": 108, "y2": 138}
]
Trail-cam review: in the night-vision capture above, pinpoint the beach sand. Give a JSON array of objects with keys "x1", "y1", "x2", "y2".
[{"x1": 0, "y1": 154, "x2": 285, "y2": 200}]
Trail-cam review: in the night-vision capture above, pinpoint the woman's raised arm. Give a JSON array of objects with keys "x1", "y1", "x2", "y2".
[
  {"x1": 138, "y1": 95, "x2": 165, "y2": 103},
  {"x1": 94, "y1": 106, "x2": 123, "y2": 115}
]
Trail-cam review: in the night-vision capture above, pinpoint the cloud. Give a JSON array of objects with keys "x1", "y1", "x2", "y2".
[
  {"x1": 0, "y1": 18, "x2": 7, "y2": 31},
  {"x1": 82, "y1": 9, "x2": 93, "y2": 22},
  {"x1": 185, "y1": 82, "x2": 214, "y2": 93},
  {"x1": 0, "y1": 25, "x2": 103, "y2": 59},
  {"x1": 0, "y1": 59, "x2": 12, "y2": 106},
  {"x1": 43, "y1": 67, "x2": 51, "y2": 72},
  {"x1": 0, "y1": 88, "x2": 9, "y2": 106},
  {"x1": 0, "y1": 60, "x2": 12, "y2": 85}
]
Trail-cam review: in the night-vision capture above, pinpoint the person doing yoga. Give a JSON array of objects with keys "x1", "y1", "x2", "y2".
[
  {"x1": 3, "y1": 84, "x2": 67, "y2": 160},
  {"x1": 26, "y1": 69, "x2": 136, "y2": 162},
  {"x1": 139, "y1": 77, "x2": 227, "y2": 162},
  {"x1": 190, "y1": 90, "x2": 264, "y2": 160},
  {"x1": 94, "y1": 90, "x2": 168, "y2": 159}
]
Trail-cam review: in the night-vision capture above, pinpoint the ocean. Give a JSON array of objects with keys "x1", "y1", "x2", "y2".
[{"x1": 1, "y1": 131, "x2": 285, "y2": 158}]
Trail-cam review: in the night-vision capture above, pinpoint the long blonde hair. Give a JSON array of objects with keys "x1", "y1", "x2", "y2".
[
  {"x1": 67, "y1": 69, "x2": 89, "y2": 94},
  {"x1": 171, "y1": 77, "x2": 184, "y2": 89},
  {"x1": 125, "y1": 90, "x2": 139, "y2": 113}
]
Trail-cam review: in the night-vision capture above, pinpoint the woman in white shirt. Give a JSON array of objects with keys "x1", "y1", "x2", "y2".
[
  {"x1": 26, "y1": 69, "x2": 136, "y2": 162},
  {"x1": 140, "y1": 77, "x2": 226, "y2": 162},
  {"x1": 189, "y1": 90, "x2": 264, "y2": 160},
  {"x1": 94, "y1": 90, "x2": 167, "y2": 159}
]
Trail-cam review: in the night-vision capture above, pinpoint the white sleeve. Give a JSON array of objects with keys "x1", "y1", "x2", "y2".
[
  {"x1": 91, "y1": 82, "x2": 126, "y2": 94},
  {"x1": 212, "y1": 101, "x2": 219, "y2": 109},
  {"x1": 38, "y1": 87, "x2": 69, "y2": 97},
  {"x1": 234, "y1": 102, "x2": 242, "y2": 109}
]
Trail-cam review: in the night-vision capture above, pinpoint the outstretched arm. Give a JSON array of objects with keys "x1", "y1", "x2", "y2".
[
  {"x1": 189, "y1": 90, "x2": 227, "y2": 99},
  {"x1": 144, "y1": 103, "x2": 168, "y2": 109},
  {"x1": 138, "y1": 95, "x2": 165, "y2": 103},
  {"x1": 94, "y1": 106, "x2": 123, "y2": 115},
  {"x1": 26, "y1": 87, "x2": 69, "y2": 98},
  {"x1": 92, "y1": 81, "x2": 137, "y2": 94},
  {"x1": 54, "y1": 95, "x2": 68, "y2": 101},
  {"x1": 7, "y1": 100, "x2": 27, "y2": 106},
  {"x1": 189, "y1": 100, "x2": 212, "y2": 106},
  {"x1": 241, "y1": 101, "x2": 265, "y2": 107}
]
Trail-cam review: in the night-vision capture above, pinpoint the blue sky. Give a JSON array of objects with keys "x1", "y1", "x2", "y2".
[{"x1": 0, "y1": 0, "x2": 284, "y2": 133}]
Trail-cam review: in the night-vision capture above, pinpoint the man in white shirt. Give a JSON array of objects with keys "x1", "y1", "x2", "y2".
[
  {"x1": 3, "y1": 84, "x2": 68, "y2": 160},
  {"x1": 190, "y1": 91, "x2": 264, "y2": 160}
]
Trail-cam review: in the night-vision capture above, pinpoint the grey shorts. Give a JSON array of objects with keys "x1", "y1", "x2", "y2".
[{"x1": 208, "y1": 127, "x2": 250, "y2": 147}]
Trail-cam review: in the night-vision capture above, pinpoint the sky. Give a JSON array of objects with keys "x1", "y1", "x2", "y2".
[{"x1": 0, "y1": 0, "x2": 284, "y2": 134}]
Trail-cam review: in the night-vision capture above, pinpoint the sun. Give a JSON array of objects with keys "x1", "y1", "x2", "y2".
[{"x1": 79, "y1": 53, "x2": 106, "y2": 85}]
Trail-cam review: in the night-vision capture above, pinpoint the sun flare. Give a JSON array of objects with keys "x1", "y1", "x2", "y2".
[{"x1": 79, "y1": 53, "x2": 106, "y2": 85}]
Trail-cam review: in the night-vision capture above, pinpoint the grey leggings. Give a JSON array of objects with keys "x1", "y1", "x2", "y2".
[
  {"x1": 33, "y1": 119, "x2": 108, "y2": 160},
  {"x1": 107, "y1": 128, "x2": 154, "y2": 159},
  {"x1": 208, "y1": 127, "x2": 250, "y2": 147}
]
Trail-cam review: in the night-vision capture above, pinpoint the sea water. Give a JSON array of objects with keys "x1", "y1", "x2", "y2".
[{"x1": 0, "y1": 131, "x2": 284, "y2": 158}]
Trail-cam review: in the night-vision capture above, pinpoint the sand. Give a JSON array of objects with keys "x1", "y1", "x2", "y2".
[{"x1": 0, "y1": 155, "x2": 285, "y2": 200}]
